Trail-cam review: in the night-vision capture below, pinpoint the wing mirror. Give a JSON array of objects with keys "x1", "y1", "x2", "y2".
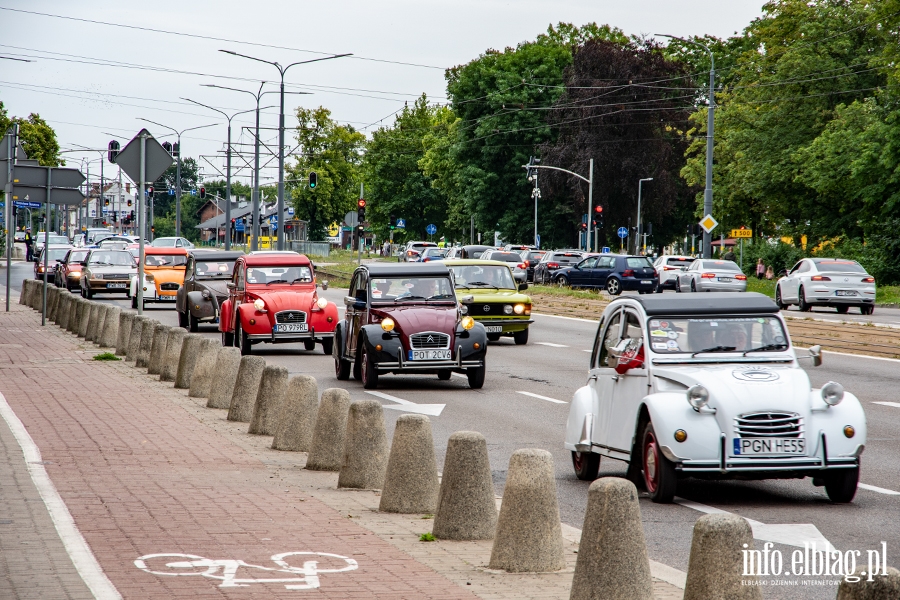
[
  {"x1": 804, "y1": 345, "x2": 822, "y2": 367},
  {"x1": 344, "y1": 296, "x2": 366, "y2": 310},
  {"x1": 518, "y1": 282, "x2": 529, "y2": 291},
  {"x1": 226, "y1": 282, "x2": 236, "y2": 290}
]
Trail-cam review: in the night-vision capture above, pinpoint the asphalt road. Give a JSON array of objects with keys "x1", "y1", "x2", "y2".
[{"x1": 4, "y1": 262, "x2": 900, "y2": 599}]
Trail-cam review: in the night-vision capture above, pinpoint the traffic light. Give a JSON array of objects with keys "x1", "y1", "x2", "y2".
[
  {"x1": 127, "y1": 199, "x2": 133, "y2": 207},
  {"x1": 389, "y1": 213, "x2": 396, "y2": 230},
  {"x1": 162, "y1": 141, "x2": 173, "y2": 156},
  {"x1": 526, "y1": 156, "x2": 541, "y2": 181},
  {"x1": 172, "y1": 142, "x2": 180, "y2": 157},
  {"x1": 580, "y1": 222, "x2": 588, "y2": 231},
  {"x1": 147, "y1": 186, "x2": 154, "y2": 196},
  {"x1": 199, "y1": 187, "x2": 206, "y2": 200},
  {"x1": 107, "y1": 140, "x2": 119, "y2": 163},
  {"x1": 357, "y1": 198, "x2": 366, "y2": 223},
  {"x1": 104, "y1": 198, "x2": 110, "y2": 206},
  {"x1": 151, "y1": 226, "x2": 155, "y2": 234},
  {"x1": 309, "y1": 172, "x2": 317, "y2": 189}
]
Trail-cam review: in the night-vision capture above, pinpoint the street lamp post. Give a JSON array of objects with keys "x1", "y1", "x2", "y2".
[
  {"x1": 136, "y1": 119, "x2": 218, "y2": 238},
  {"x1": 523, "y1": 160, "x2": 594, "y2": 251},
  {"x1": 219, "y1": 49, "x2": 350, "y2": 250},
  {"x1": 657, "y1": 34, "x2": 715, "y2": 258},
  {"x1": 636, "y1": 177, "x2": 653, "y2": 254}
]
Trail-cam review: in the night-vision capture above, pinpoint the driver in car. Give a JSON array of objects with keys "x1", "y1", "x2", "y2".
[
  {"x1": 717, "y1": 324, "x2": 750, "y2": 351},
  {"x1": 410, "y1": 279, "x2": 436, "y2": 298}
]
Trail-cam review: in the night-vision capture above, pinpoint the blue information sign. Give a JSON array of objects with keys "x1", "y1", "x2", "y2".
[
  {"x1": 426, "y1": 224, "x2": 437, "y2": 235},
  {"x1": 602, "y1": 247, "x2": 611, "y2": 253},
  {"x1": 395, "y1": 218, "x2": 406, "y2": 229},
  {"x1": 168, "y1": 188, "x2": 175, "y2": 196},
  {"x1": 14, "y1": 201, "x2": 42, "y2": 209},
  {"x1": 617, "y1": 227, "x2": 628, "y2": 239}
]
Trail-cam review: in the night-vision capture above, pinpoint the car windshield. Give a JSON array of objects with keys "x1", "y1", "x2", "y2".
[
  {"x1": 423, "y1": 248, "x2": 447, "y2": 258},
  {"x1": 701, "y1": 260, "x2": 740, "y2": 271},
  {"x1": 88, "y1": 251, "x2": 135, "y2": 266},
  {"x1": 43, "y1": 235, "x2": 68, "y2": 245},
  {"x1": 550, "y1": 253, "x2": 583, "y2": 264},
  {"x1": 647, "y1": 316, "x2": 788, "y2": 354},
  {"x1": 626, "y1": 257, "x2": 653, "y2": 268},
  {"x1": 245, "y1": 265, "x2": 313, "y2": 284},
  {"x1": 447, "y1": 264, "x2": 516, "y2": 290},
  {"x1": 488, "y1": 252, "x2": 521, "y2": 262},
  {"x1": 150, "y1": 238, "x2": 177, "y2": 247},
  {"x1": 46, "y1": 248, "x2": 70, "y2": 262},
  {"x1": 68, "y1": 250, "x2": 89, "y2": 263},
  {"x1": 196, "y1": 260, "x2": 236, "y2": 278},
  {"x1": 814, "y1": 260, "x2": 867, "y2": 273},
  {"x1": 526, "y1": 251, "x2": 546, "y2": 261},
  {"x1": 145, "y1": 254, "x2": 187, "y2": 267},
  {"x1": 666, "y1": 257, "x2": 694, "y2": 266},
  {"x1": 369, "y1": 276, "x2": 456, "y2": 301},
  {"x1": 469, "y1": 249, "x2": 487, "y2": 259}
]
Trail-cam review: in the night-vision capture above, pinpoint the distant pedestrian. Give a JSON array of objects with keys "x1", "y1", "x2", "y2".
[
  {"x1": 723, "y1": 248, "x2": 736, "y2": 262},
  {"x1": 24, "y1": 227, "x2": 33, "y2": 261},
  {"x1": 756, "y1": 258, "x2": 765, "y2": 279},
  {"x1": 765, "y1": 266, "x2": 774, "y2": 280}
]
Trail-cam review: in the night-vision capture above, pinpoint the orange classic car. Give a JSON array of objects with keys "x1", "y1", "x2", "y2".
[{"x1": 129, "y1": 246, "x2": 189, "y2": 309}]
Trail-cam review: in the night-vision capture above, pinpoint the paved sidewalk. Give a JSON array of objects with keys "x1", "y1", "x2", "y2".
[{"x1": 0, "y1": 295, "x2": 684, "y2": 599}]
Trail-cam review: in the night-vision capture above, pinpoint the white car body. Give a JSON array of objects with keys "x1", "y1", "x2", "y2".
[
  {"x1": 776, "y1": 258, "x2": 876, "y2": 315},
  {"x1": 676, "y1": 259, "x2": 747, "y2": 292},
  {"x1": 653, "y1": 255, "x2": 696, "y2": 291},
  {"x1": 564, "y1": 293, "x2": 865, "y2": 503}
]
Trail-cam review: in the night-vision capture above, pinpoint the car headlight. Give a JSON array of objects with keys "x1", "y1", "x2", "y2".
[
  {"x1": 201, "y1": 290, "x2": 211, "y2": 299},
  {"x1": 821, "y1": 381, "x2": 845, "y2": 406},
  {"x1": 253, "y1": 298, "x2": 265, "y2": 311},
  {"x1": 316, "y1": 297, "x2": 328, "y2": 309},
  {"x1": 459, "y1": 304, "x2": 468, "y2": 315},
  {"x1": 686, "y1": 385, "x2": 710, "y2": 409},
  {"x1": 381, "y1": 317, "x2": 395, "y2": 332},
  {"x1": 71, "y1": 272, "x2": 81, "y2": 277},
  {"x1": 513, "y1": 303, "x2": 525, "y2": 315},
  {"x1": 503, "y1": 304, "x2": 513, "y2": 315},
  {"x1": 461, "y1": 316, "x2": 475, "y2": 330}
]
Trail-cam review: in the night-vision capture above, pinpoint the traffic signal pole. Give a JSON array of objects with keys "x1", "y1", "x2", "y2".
[{"x1": 523, "y1": 160, "x2": 593, "y2": 251}]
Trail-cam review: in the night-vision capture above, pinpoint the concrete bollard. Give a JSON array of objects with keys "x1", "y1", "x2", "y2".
[
  {"x1": 683, "y1": 513, "x2": 761, "y2": 600},
  {"x1": 188, "y1": 338, "x2": 219, "y2": 398},
  {"x1": 63, "y1": 296, "x2": 77, "y2": 332},
  {"x1": 488, "y1": 448, "x2": 565, "y2": 572},
  {"x1": 57, "y1": 293, "x2": 71, "y2": 330},
  {"x1": 432, "y1": 431, "x2": 497, "y2": 541},
  {"x1": 25, "y1": 280, "x2": 37, "y2": 309},
  {"x1": 18, "y1": 279, "x2": 28, "y2": 305},
  {"x1": 206, "y1": 347, "x2": 242, "y2": 409},
  {"x1": 125, "y1": 316, "x2": 146, "y2": 362},
  {"x1": 115, "y1": 312, "x2": 134, "y2": 355},
  {"x1": 305, "y1": 388, "x2": 352, "y2": 471},
  {"x1": 174, "y1": 333, "x2": 204, "y2": 389},
  {"x1": 337, "y1": 400, "x2": 389, "y2": 490},
  {"x1": 272, "y1": 375, "x2": 318, "y2": 452},
  {"x1": 836, "y1": 567, "x2": 900, "y2": 600},
  {"x1": 227, "y1": 355, "x2": 266, "y2": 422},
  {"x1": 85, "y1": 303, "x2": 102, "y2": 341},
  {"x1": 147, "y1": 325, "x2": 170, "y2": 376},
  {"x1": 379, "y1": 414, "x2": 439, "y2": 514},
  {"x1": 47, "y1": 287, "x2": 59, "y2": 322},
  {"x1": 570, "y1": 478, "x2": 654, "y2": 600},
  {"x1": 91, "y1": 305, "x2": 108, "y2": 344},
  {"x1": 70, "y1": 297, "x2": 85, "y2": 334},
  {"x1": 99, "y1": 306, "x2": 120, "y2": 348},
  {"x1": 160, "y1": 328, "x2": 186, "y2": 382},
  {"x1": 78, "y1": 299, "x2": 93, "y2": 338},
  {"x1": 248, "y1": 365, "x2": 289, "y2": 435},
  {"x1": 135, "y1": 319, "x2": 156, "y2": 369}
]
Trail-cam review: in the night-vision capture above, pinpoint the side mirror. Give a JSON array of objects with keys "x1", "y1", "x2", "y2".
[
  {"x1": 460, "y1": 294, "x2": 474, "y2": 305},
  {"x1": 79, "y1": 261, "x2": 88, "y2": 267},
  {"x1": 518, "y1": 282, "x2": 529, "y2": 291},
  {"x1": 809, "y1": 345, "x2": 822, "y2": 367},
  {"x1": 322, "y1": 280, "x2": 329, "y2": 291},
  {"x1": 226, "y1": 282, "x2": 236, "y2": 290}
]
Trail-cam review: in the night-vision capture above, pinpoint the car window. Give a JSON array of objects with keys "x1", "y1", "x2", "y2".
[
  {"x1": 447, "y1": 264, "x2": 516, "y2": 290},
  {"x1": 597, "y1": 311, "x2": 623, "y2": 368},
  {"x1": 196, "y1": 260, "x2": 236, "y2": 278},
  {"x1": 552, "y1": 253, "x2": 583, "y2": 264},
  {"x1": 145, "y1": 254, "x2": 187, "y2": 267},
  {"x1": 580, "y1": 257, "x2": 598, "y2": 269},
  {"x1": 234, "y1": 264, "x2": 245, "y2": 289},
  {"x1": 667, "y1": 257, "x2": 695, "y2": 266},
  {"x1": 526, "y1": 251, "x2": 546, "y2": 262},
  {"x1": 814, "y1": 260, "x2": 867, "y2": 273},
  {"x1": 597, "y1": 256, "x2": 616, "y2": 268},
  {"x1": 647, "y1": 316, "x2": 787, "y2": 354},
  {"x1": 69, "y1": 250, "x2": 89, "y2": 263},
  {"x1": 47, "y1": 248, "x2": 70, "y2": 262},
  {"x1": 245, "y1": 265, "x2": 313, "y2": 285},
  {"x1": 626, "y1": 257, "x2": 653, "y2": 269},
  {"x1": 184, "y1": 258, "x2": 194, "y2": 279}
]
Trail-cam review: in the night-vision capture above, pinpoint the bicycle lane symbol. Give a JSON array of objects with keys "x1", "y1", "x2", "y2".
[{"x1": 134, "y1": 551, "x2": 358, "y2": 590}]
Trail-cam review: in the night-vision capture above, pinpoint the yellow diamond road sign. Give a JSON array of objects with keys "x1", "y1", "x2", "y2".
[
  {"x1": 731, "y1": 228, "x2": 753, "y2": 238},
  {"x1": 699, "y1": 214, "x2": 718, "y2": 234}
]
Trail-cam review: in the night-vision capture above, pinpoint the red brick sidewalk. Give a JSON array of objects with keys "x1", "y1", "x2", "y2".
[{"x1": 0, "y1": 303, "x2": 478, "y2": 599}]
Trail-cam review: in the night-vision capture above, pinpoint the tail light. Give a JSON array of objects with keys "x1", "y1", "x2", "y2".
[
  {"x1": 701, "y1": 272, "x2": 716, "y2": 279},
  {"x1": 623, "y1": 269, "x2": 634, "y2": 277},
  {"x1": 735, "y1": 274, "x2": 747, "y2": 281},
  {"x1": 653, "y1": 269, "x2": 658, "y2": 277},
  {"x1": 517, "y1": 263, "x2": 527, "y2": 269},
  {"x1": 547, "y1": 262, "x2": 560, "y2": 269},
  {"x1": 862, "y1": 277, "x2": 875, "y2": 283},
  {"x1": 810, "y1": 275, "x2": 831, "y2": 281},
  {"x1": 663, "y1": 266, "x2": 679, "y2": 271}
]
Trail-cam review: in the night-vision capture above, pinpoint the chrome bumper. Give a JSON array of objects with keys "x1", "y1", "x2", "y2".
[
  {"x1": 374, "y1": 346, "x2": 484, "y2": 372},
  {"x1": 247, "y1": 328, "x2": 334, "y2": 342}
]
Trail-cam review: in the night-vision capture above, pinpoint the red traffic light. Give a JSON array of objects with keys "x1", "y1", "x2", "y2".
[
  {"x1": 357, "y1": 199, "x2": 366, "y2": 209},
  {"x1": 595, "y1": 205, "x2": 603, "y2": 213},
  {"x1": 200, "y1": 187, "x2": 206, "y2": 199}
]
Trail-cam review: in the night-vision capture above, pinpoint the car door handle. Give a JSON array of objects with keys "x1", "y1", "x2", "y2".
[
  {"x1": 588, "y1": 374, "x2": 598, "y2": 382},
  {"x1": 610, "y1": 375, "x2": 619, "y2": 382}
]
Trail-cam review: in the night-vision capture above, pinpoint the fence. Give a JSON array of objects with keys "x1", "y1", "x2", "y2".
[{"x1": 288, "y1": 241, "x2": 331, "y2": 257}]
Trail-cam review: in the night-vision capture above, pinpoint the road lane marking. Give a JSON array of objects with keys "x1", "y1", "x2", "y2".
[
  {"x1": 821, "y1": 350, "x2": 900, "y2": 364},
  {"x1": 363, "y1": 390, "x2": 445, "y2": 416},
  {"x1": 873, "y1": 401, "x2": 900, "y2": 408},
  {"x1": 582, "y1": 349, "x2": 592, "y2": 353},
  {"x1": 532, "y1": 312, "x2": 595, "y2": 323},
  {"x1": 859, "y1": 483, "x2": 900, "y2": 495},
  {"x1": 675, "y1": 497, "x2": 837, "y2": 553},
  {"x1": 515, "y1": 391, "x2": 567, "y2": 404},
  {"x1": 0, "y1": 391, "x2": 122, "y2": 599},
  {"x1": 535, "y1": 342, "x2": 568, "y2": 348}
]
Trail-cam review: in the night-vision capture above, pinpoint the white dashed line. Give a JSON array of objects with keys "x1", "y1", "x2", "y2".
[
  {"x1": 859, "y1": 483, "x2": 900, "y2": 495},
  {"x1": 535, "y1": 342, "x2": 568, "y2": 348},
  {"x1": 516, "y1": 391, "x2": 567, "y2": 404},
  {"x1": 872, "y1": 401, "x2": 900, "y2": 408}
]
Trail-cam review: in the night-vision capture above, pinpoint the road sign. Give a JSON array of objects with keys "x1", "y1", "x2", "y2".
[
  {"x1": 10, "y1": 186, "x2": 85, "y2": 206},
  {"x1": 269, "y1": 214, "x2": 278, "y2": 223},
  {"x1": 395, "y1": 218, "x2": 406, "y2": 229},
  {"x1": 617, "y1": 227, "x2": 628, "y2": 239},
  {"x1": 344, "y1": 211, "x2": 358, "y2": 227},
  {"x1": 90, "y1": 209, "x2": 96, "y2": 217},
  {"x1": 168, "y1": 188, "x2": 175, "y2": 196},
  {"x1": 190, "y1": 189, "x2": 196, "y2": 196},
  {"x1": 699, "y1": 214, "x2": 718, "y2": 234},
  {"x1": 13, "y1": 200, "x2": 41, "y2": 209},
  {"x1": 602, "y1": 246, "x2": 611, "y2": 253},
  {"x1": 731, "y1": 228, "x2": 752, "y2": 238},
  {"x1": 112, "y1": 129, "x2": 174, "y2": 183},
  {"x1": 288, "y1": 207, "x2": 294, "y2": 216},
  {"x1": 327, "y1": 222, "x2": 340, "y2": 237},
  {"x1": 535, "y1": 234, "x2": 540, "y2": 248},
  {"x1": 0, "y1": 163, "x2": 85, "y2": 188},
  {"x1": 426, "y1": 224, "x2": 437, "y2": 235},
  {"x1": 234, "y1": 219, "x2": 245, "y2": 232}
]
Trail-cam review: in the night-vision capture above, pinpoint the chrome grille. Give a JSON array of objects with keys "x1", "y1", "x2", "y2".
[
  {"x1": 734, "y1": 412, "x2": 803, "y2": 438},
  {"x1": 410, "y1": 332, "x2": 450, "y2": 349},
  {"x1": 275, "y1": 310, "x2": 307, "y2": 324},
  {"x1": 160, "y1": 283, "x2": 180, "y2": 291}
]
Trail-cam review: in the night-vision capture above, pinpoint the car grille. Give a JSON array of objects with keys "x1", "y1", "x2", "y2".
[
  {"x1": 410, "y1": 332, "x2": 450, "y2": 349},
  {"x1": 160, "y1": 283, "x2": 180, "y2": 291},
  {"x1": 104, "y1": 273, "x2": 130, "y2": 280},
  {"x1": 475, "y1": 303, "x2": 511, "y2": 317},
  {"x1": 275, "y1": 310, "x2": 307, "y2": 324},
  {"x1": 734, "y1": 412, "x2": 803, "y2": 438}
]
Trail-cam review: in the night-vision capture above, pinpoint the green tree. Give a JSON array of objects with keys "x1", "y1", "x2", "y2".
[
  {"x1": 286, "y1": 107, "x2": 365, "y2": 240},
  {"x1": 0, "y1": 101, "x2": 63, "y2": 167}
]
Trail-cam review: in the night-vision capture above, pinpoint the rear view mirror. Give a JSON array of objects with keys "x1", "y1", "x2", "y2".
[{"x1": 518, "y1": 283, "x2": 529, "y2": 291}]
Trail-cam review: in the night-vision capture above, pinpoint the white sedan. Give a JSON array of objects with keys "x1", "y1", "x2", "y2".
[
  {"x1": 675, "y1": 259, "x2": 747, "y2": 292},
  {"x1": 776, "y1": 258, "x2": 876, "y2": 315},
  {"x1": 564, "y1": 292, "x2": 865, "y2": 503}
]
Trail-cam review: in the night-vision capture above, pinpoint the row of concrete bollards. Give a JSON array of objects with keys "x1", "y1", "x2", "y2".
[{"x1": 23, "y1": 278, "x2": 900, "y2": 600}]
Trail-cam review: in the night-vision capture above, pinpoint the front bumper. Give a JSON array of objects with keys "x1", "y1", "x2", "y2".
[
  {"x1": 374, "y1": 346, "x2": 484, "y2": 372},
  {"x1": 247, "y1": 329, "x2": 335, "y2": 344},
  {"x1": 696, "y1": 281, "x2": 747, "y2": 292},
  {"x1": 472, "y1": 318, "x2": 533, "y2": 333},
  {"x1": 622, "y1": 278, "x2": 659, "y2": 291}
]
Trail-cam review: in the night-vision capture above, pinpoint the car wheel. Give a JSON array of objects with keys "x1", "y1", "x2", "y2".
[
  {"x1": 361, "y1": 340, "x2": 379, "y2": 389},
  {"x1": 798, "y1": 286, "x2": 811, "y2": 312},
  {"x1": 824, "y1": 466, "x2": 859, "y2": 503},
  {"x1": 606, "y1": 278, "x2": 621, "y2": 296},
  {"x1": 178, "y1": 308, "x2": 188, "y2": 328},
  {"x1": 641, "y1": 421, "x2": 676, "y2": 503},
  {"x1": 836, "y1": 305, "x2": 849, "y2": 314},
  {"x1": 321, "y1": 337, "x2": 334, "y2": 356},
  {"x1": 437, "y1": 370, "x2": 452, "y2": 381},
  {"x1": 555, "y1": 275, "x2": 569, "y2": 287},
  {"x1": 131, "y1": 295, "x2": 137, "y2": 309},
  {"x1": 189, "y1": 312, "x2": 199, "y2": 332},
  {"x1": 861, "y1": 305, "x2": 874, "y2": 316},
  {"x1": 334, "y1": 332, "x2": 351, "y2": 380},
  {"x1": 85, "y1": 287, "x2": 93, "y2": 299},
  {"x1": 572, "y1": 451, "x2": 600, "y2": 481},
  {"x1": 513, "y1": 328, "x2": 529, "y2": 345},
  {"x1": 675, "y1": 279, "x2": 681, "y2": 293},
  {"x1": 238, "y1": 322, "x2": 251, "y2": 356},
  {"x1": 486, "y1": 333, "x2": 501, "y2": 342},
  {"x1": 303, "y1": 339, "x2": 316, "y2": 351},
  {"x1": 775, "y1": 285, "x2": 786, "y2": 310},
  {"x1": 656, "y1": 284, "x2": 664, "y2": 293},
  {"x1": 690, "y1": 279, "x2": 696, "y2": 292},
  {"x1": 221, "y1": 329, "x2": 234, "y2": 347},
  {"x1": 466, "y1": 360, "x2": 486, "y2": 389}
]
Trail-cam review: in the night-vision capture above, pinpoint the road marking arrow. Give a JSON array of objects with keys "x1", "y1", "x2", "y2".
[{"x1": 364, "y1": 391, "x2": 445, "y2": 416}]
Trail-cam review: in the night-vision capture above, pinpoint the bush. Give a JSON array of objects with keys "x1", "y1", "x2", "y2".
[{"x1": 739, "y1": 240, "x2": 806, "y2": 278}]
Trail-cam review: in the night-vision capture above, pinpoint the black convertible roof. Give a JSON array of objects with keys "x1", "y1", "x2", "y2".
[
  {"x1": 190, "y1": 250, "x2": 244, "y2": 261},
  {"x1": 361, "y1": 263, "x2": 450, "y2": 277},
  {"x1": 624, "y1": 292, "x2": 779, "y2": 316}
]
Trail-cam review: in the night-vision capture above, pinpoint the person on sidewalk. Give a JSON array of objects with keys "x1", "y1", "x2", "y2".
[
  {"x1": 756, "y1": 258, "x2": 766, "y2": 279},
  {"x1": 24, "y1": 227, "x2": 33, "y2": 261},
  {"x1": 723, "y1": 248, "x2": 736, "y2": 262}
]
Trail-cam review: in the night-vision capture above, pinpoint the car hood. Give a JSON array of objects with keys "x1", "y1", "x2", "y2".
[
  {"x1": 145, "y1": 267, "x2": 186, "y2": 283},
  {"x1": 371, "y1": 304, "x2": 458, "y2": 346},
  {"x1": 86, "y1": 265, "x2": 137, "y2": 274},
  {"x1": 248, "y1": 289, "x2": 316, "y2": 312},
  {"x1": 653, "y1": 362, "x2": 812, "y2": 424},
  {"x1": 456, "y1": 288, "x2": 530, "y2": 304},
  {"x1": 198, "y1": 279, "x2": 231, "y2": 297}
]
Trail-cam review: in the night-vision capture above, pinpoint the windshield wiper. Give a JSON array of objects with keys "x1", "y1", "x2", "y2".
[
  {"x1": 396, "y1": 294, "x2": 427, "y2": 301},
  {"x1": 427, "y1": 294, "x2": 455, "y2": 300},
  {"x1": 289, "y1": 278, "x2": 312, "y2": 285},
  {"x1": 266, "y1": 279, "x2": 288, "y2": 285},
  {"x1": 91, "y1": 262, "x2": 112, "y2": 266},
  {"x1": 691, "y1": 345, "x2": 736, "y2": 357},
  {"x1": 743, "y1": 343, "x2": 787, "y2": 356},
  {"x1": 463, "y1": 281, "x2": 498, "y2": 289}
]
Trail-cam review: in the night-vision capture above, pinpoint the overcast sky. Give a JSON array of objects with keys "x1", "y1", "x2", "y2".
[{"x1": 0, "y1": 0, "x2": 763, "y2": 187}]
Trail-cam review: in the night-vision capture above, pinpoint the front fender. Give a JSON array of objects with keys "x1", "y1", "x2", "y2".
[
  {"x1": 219, "y1": 299, "x2": 234, "y2": 333},
  {"x1": 564, "y1": 384, "x2": 596, "y2": 451},
  {"x1": 308, "y1": 303, "x2": 339, "y2": 334},
  {"x1": 643, "y1": 393, "x2": 723, "y2": 463},
  {"x1": 807, "y1": 391, "x2": 867, "y2": 459},
  {"x1": 236, "y1": 303, "x2": 273, "y2": 334},
  {"x1": 187, "y1": 290, "x2": 217, "y2": 320}
]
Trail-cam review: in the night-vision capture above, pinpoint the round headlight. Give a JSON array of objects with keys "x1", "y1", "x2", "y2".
[
  {"x1": 202, "y1": 290, "x2": 211, "y2": 299},
  {"x1": 381, "y1": 317, "x2": 395, "y2": 332},
  {"x1": 461, "y1": 316, "x2": 475, "y2": 330},
  {"x1": 253, "y1": 298, "x2": 265, "y2": 311},
  {"x1": 316, "y1": 297, "x2": 328, "y2": 309},
  {"x1": 686, "y1": 385, "x2": 710, "y2": 409},
  {"x1": 513, "y1": 303, "x2": 525, "y2": 315},
  {"x1": 503, "y1": 304, "x2": 513, "y2": 315},
  {"x1": 459, "y1": 304, "x2": 468, "y2": 315},
  {"x1": 821, "y1": 381, "x2": 845, "y2": 406}
]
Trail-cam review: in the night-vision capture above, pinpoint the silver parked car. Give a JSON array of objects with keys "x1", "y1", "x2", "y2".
[
  {"x1": 776, "y1": 258, "x2": 876, "y2": 315},
  {"x1": 676, "y1": 259, "x2": 747, "y2": 292}
]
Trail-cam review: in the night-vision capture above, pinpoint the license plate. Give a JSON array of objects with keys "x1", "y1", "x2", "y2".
[
  {"x1": 484, "y1": 326, "x2": 503, "y2": 333},
  {"x1": 733, "y1": 438, "x2": 806, "y2": 455},
  {"x1": 835, "y1": 290, "x2": 858, "y2": 297},
  {"x1": 718, "y1": 277, "x2": 733, "y2": 283},
  {"x1": 409, "y1": 349, "x2": 451, "y2": 361},
  {"x1": 107, "y1": 283, "x2": 127, "y2": 288},
  {"x1": 641, "y1": 280, "x2": 652, "y2": 284},
  {"x1": 274, "y1": 323, "x2": 308, "y2": 333}
]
